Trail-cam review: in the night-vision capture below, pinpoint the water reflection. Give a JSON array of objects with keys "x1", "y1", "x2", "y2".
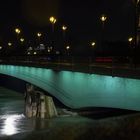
[{"x1": 1, "y1": 114, "x2": 25, "y2": 136}]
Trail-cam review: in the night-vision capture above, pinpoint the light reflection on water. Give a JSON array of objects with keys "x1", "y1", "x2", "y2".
[
  {"x1": 0, "y1": 86, "x2": 94, "y2": 139},
  {"x1": 0, "y1": 114, "x2": 25, "y2": 136},
  {"x1": 0, "y1": 87, "x2": 34, "y2": 137}
]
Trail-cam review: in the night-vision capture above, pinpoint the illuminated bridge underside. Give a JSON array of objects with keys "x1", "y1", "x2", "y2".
[{"x1": 0, "y1": 65, "x2": 140, "y2": 111}]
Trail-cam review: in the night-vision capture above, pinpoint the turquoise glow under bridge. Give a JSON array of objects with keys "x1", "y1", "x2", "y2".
[{"x1": 0, "y1": 64, "x2": 140, "y2": 111}]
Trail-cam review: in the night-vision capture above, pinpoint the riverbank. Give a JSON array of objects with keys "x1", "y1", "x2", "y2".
[{"x1": 1, "y1": 112, "x2": 140, "y2": 140}]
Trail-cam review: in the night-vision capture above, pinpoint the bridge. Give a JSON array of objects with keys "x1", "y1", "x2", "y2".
[{"x1": 0, "y1": 57, "x2": 140, "y2": 118}]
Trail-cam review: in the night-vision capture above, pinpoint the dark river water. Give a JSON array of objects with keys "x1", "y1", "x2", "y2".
[{"x1": 0, "y1": 86, "x2": 140, "y2": 140}]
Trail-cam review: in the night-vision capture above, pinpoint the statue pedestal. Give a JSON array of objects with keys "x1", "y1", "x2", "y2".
[{"x1": 24, "y1": 83, "x2": 58, "y2": 119}]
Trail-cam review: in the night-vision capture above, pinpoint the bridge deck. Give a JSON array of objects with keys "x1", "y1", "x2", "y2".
[{"x1": 0, "y1": 58, "x2": 140, "y2": 79}]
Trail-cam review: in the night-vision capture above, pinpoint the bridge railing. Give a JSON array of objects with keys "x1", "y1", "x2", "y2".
[{"x1": 0, "y1": 55, "x2": 137, "y2": 71}]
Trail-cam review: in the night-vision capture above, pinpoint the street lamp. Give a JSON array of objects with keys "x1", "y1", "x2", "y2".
[
  {"x1": 0, "y1": 46, "x2": 2, "y2": 50},
  {"x1": 62, "y1": 25, "x2": 67, "y2": 31},
  {"x1": 49, "y1": 16, "x2": 57, "y2": 24},
  {"x1": 66, "y1": 46, "x2": 70, "y2": 50},
  {"x1": 8, "y1": 42, "x2": 12, "y2": 47},
  {"x1": 37, "y1": 32, "x2": 42, "y2": 38},
  {"x1": 128, "y1": 37, "x2": 134, "y2": 48},
  {"x1": 49, "y1": 16, "x2": 57, "y2": 32},
  {"x1": 100, "y1": 15, "x2": 107, "y2": 28},
  {"x1": 128, "y1": 37, "x2": 133, "y2": 42},
  {"x1": 62, "y1": 25, "x2": 67, "y2": 39},
  {"x1": 33, "y1": 51, "x2": 37, "y2": 55},
  {"x1": 62, "y1": 25, "x2": 67, "y2": 36},
  {"x1": 100, "y1": 14, "x2": 107, "y2": 55},
  {"x1": 37, "y1": 32, "x2": 42, "y2": 46},
  {"x1": 90, "y1": 41, "x2": 96, "y2": 57},
  {"x1": 15, "y1": 28, "x2": 21, "y2": 34},
  {"x1": 49, "y1": 16, "x2": 57, "y2": 50},
  {"x1": 20, "y1": 38, "x2": 25, "y2": 43},
  {"x1": 91, "y1": 42, "x2": 96, "y2": 47},
  {"x1": 66, "y1": 45, "x2": 70, "y2": 55},
  {"x1": 62, "y1": 25, "x2": 67, "y2": 50}
]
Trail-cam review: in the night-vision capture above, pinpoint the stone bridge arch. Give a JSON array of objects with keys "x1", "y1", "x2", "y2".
[{"x1": 1, "y1": 65, "x2": 140, "y2": 111}]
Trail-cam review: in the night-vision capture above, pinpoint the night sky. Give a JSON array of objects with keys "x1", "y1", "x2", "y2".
[{"x1": 0, "y1": 0, "x2": 135, "y2": 47}]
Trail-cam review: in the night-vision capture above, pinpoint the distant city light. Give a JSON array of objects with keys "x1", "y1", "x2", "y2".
[
  {"x1": 48, "y1": 49, "x2": 51, "y2": 53},
  {"x1": 28, "y1": 47, "x2": 33, "y2": 51},
  {"x1": 56, "y1": 51, "x2": 60, "y2": 54},
  {"x1": 27, "y1": 52, "x2": 31, "y2": 55}
]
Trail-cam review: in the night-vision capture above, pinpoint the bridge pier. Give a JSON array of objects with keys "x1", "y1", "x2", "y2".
[{"x1": 24, "y1": 83, "x2": 58, "y2": 119}]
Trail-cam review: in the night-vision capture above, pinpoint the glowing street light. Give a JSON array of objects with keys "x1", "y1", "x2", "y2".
[
  {"x1": 49, "y1": 16, "x2": 57, "y2": 32},
  {"x1": 62, "y1": 25, "x2": 67, "y2": 31},
  {"x1": 66, "y1": 46, "x2": 70, "y2": 50},
  {"x1": 33, "y1": 51, "x2": 37, "y2": 55},
  {"x1": 66, "y1": 46, "x2": 70, "y2": 55},
  {"x1": 0, "y1": 46, "x2": 2, "y2": 50},
  {"x1": 128, "y1": 37, "x2": 133, "y2": 48},
  {"x1": 8, "y1": 42, "x2": 12, "y2": 46},
  {"x1": 62, "y1": 25, "x2": 68, "y2": 49},
  {"x1": 91, "y1": 42, "x2": 96, "y2": 47},
  {"x1": 49, "y1": 16, "x2": 57, "y2": 49},
  {"x1": 100, "y1": 14, "x2": 107, "y2": 54},
  {"x1": 37, "y1": 32, "x2": 42, "y2": 45},
  {"x1": 15, "y1": 28, "x2": 21, "y2": 34},
  {"x1": 49, "y1": 16, "x2": 57, "y2": 24},
  {"x1": 20, "y1": 38, "x2": 24, "y2": 43},
  {"x1": 128, "y1": 37, "x2": 133, "y2": 42},
  {"x1": 100, "y1": 15, "x2": 107, "y2": 29},
  {"x1": 37, "y1": 32, "x2": 42, "y2": 37},
  {"x1": 100, "y1": 15, "x2": 107, "y2": 22}
]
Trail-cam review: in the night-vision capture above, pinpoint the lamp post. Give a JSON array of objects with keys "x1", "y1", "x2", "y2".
[
  {"x1": 62, "y1": 25, "x2": 67, "y2": 39},
  {"x1": 100, "y1": 15, "x2": 107, "y2": 28},
  {"x1": 37, "y1": 32, "x2": 42, "y2": 46},
  {"x1": 90, "y1": 41, "x2": 96, "y2": 58},
  {"x1": 49, "y1": 16, "x2": 57, "y2": 32},
  {"x1": 15, "y1": 28, "x2": 21, "y2": 41},
  {"x1": 49, "y1": 16, "x2": 57, "y2": 51},
  {"x1": 100, "y1": 15, "x2": 107, "y2": 55},
  {"x1": 66, "y1": 45, "x2": 70, "y2": 55},
  {"x1": 62, "y1": 25, "x2": 67, "y2": 52},
  {"x1": 15, "y1": 28, "x2": 21, "y2": 51},
  {"x1": 128, "y1": 36, "x2": 134, "y2": 67},
  {"x1": 128, "y1": 37, "x2": 133, "y2": 47}
]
